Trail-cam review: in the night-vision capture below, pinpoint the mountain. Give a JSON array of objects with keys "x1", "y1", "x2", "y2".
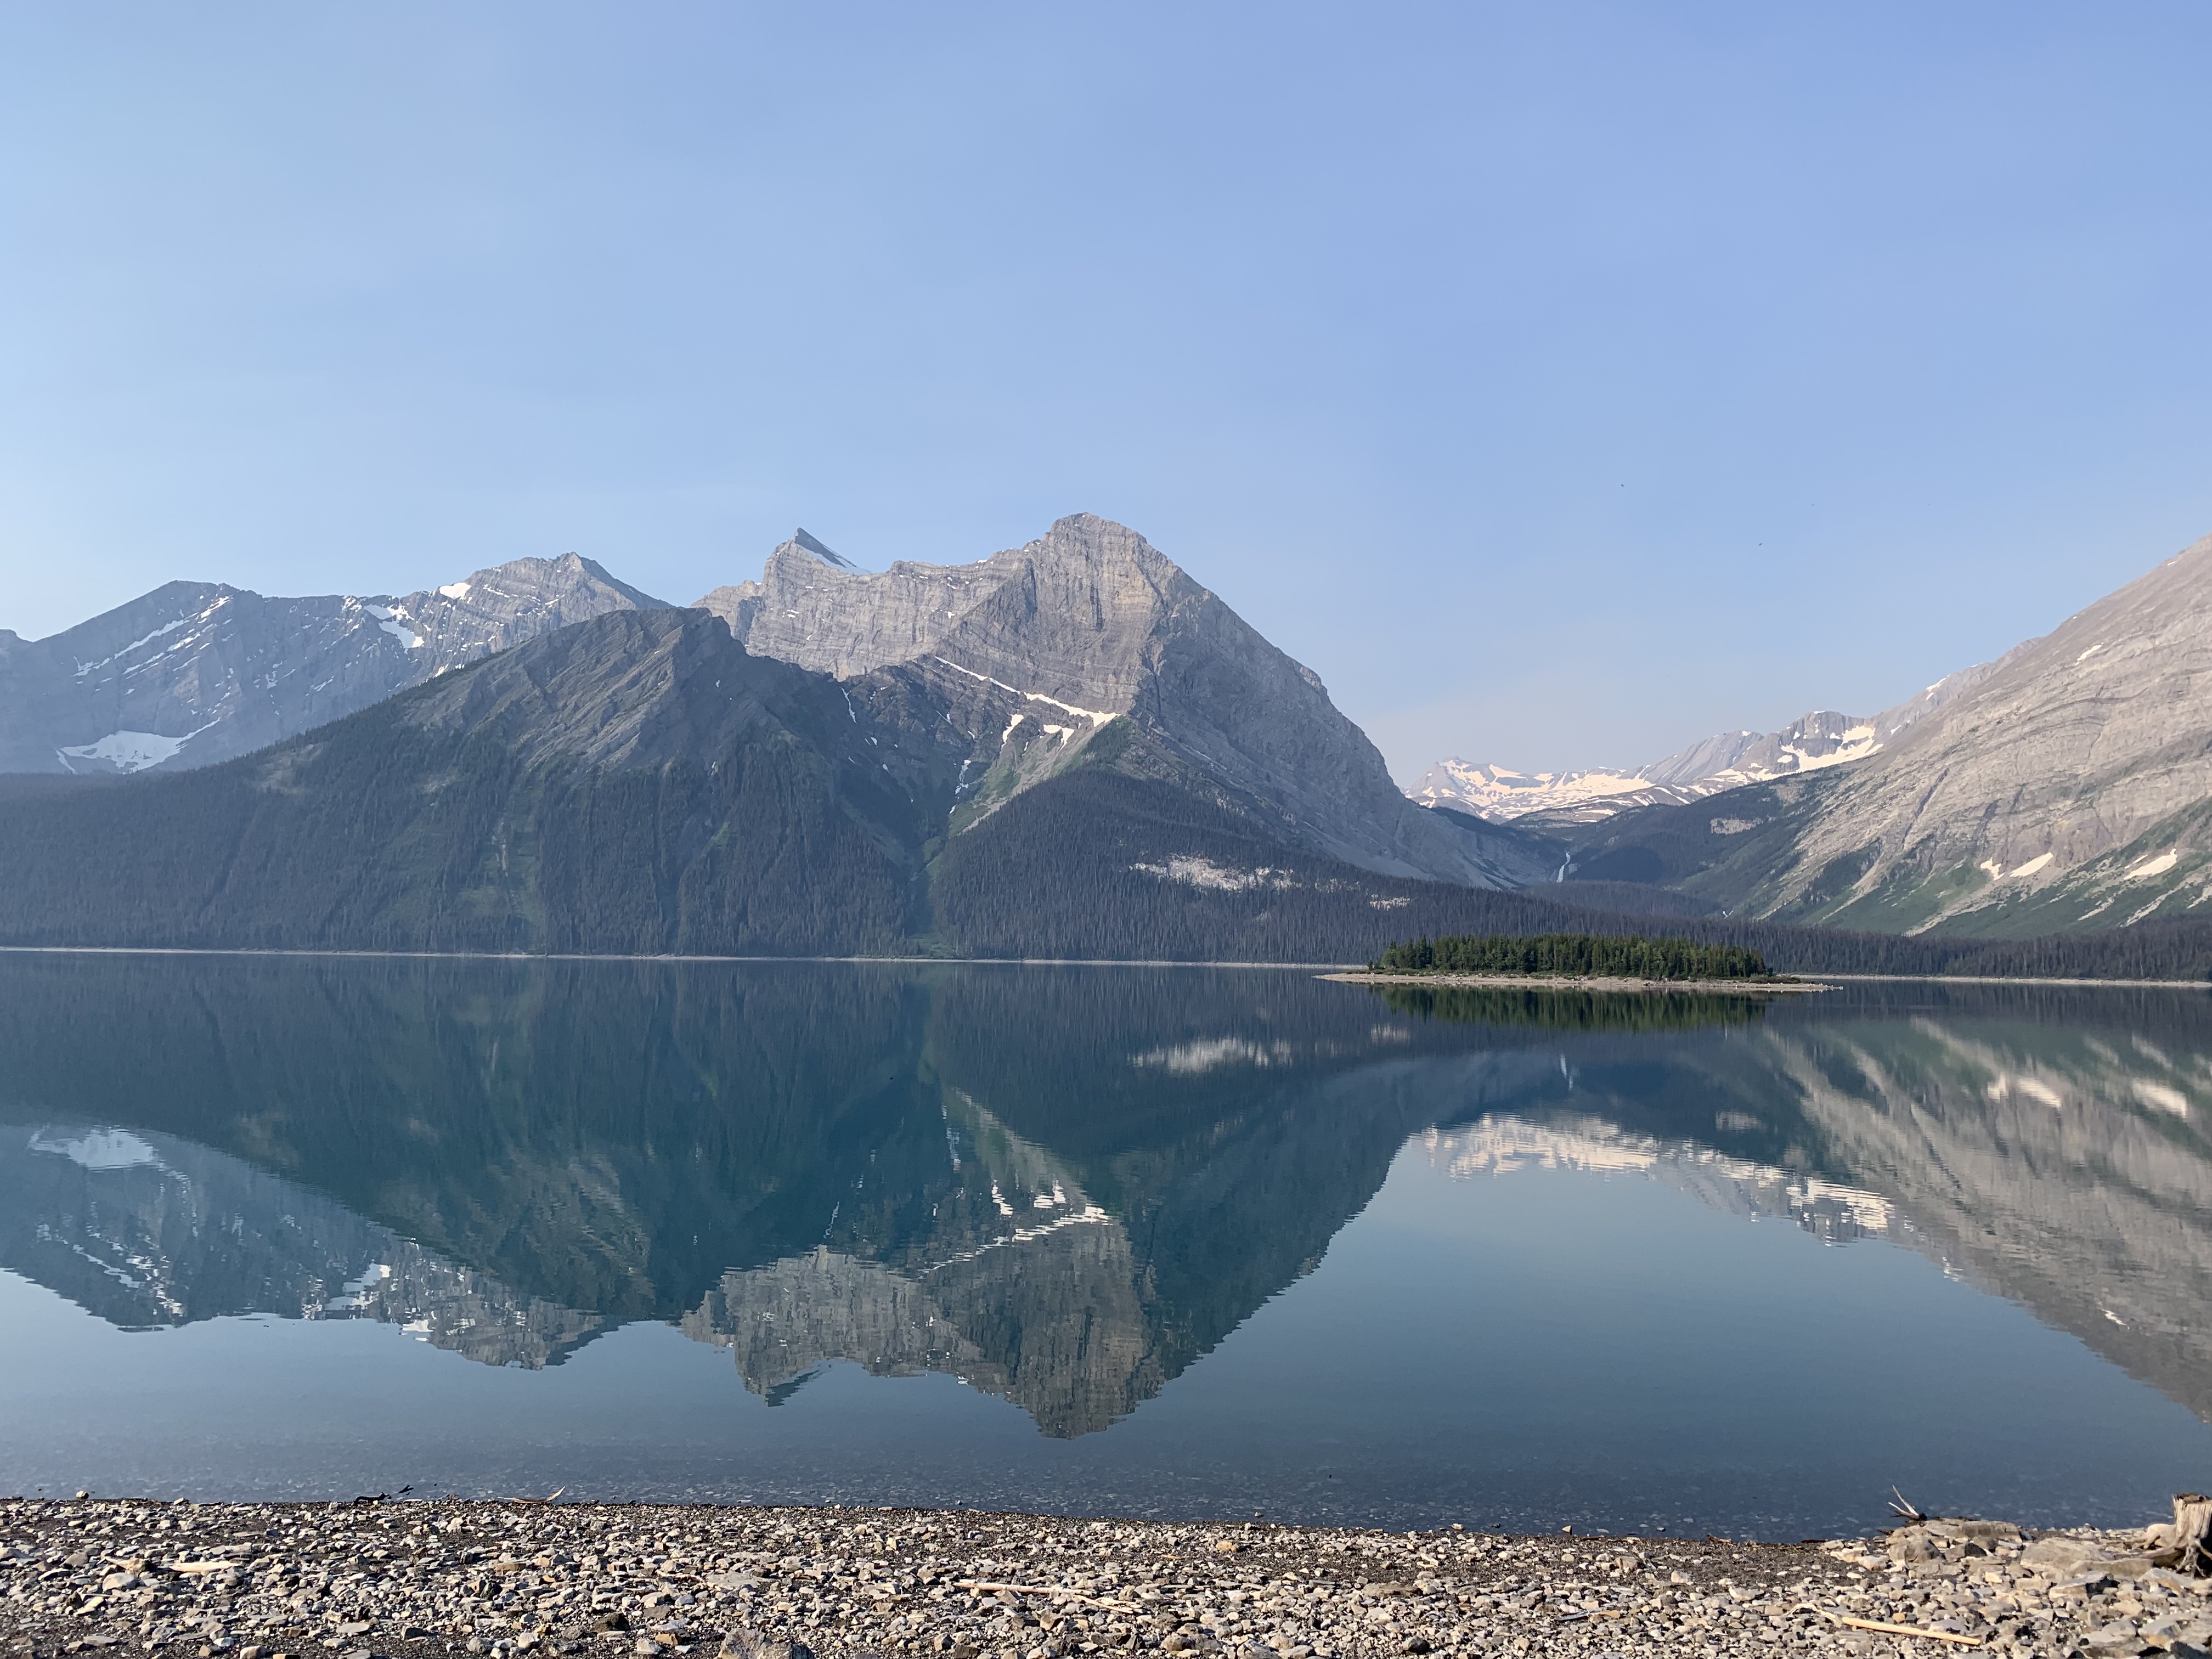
[
  {"x1": 16, "y1": 519, "x2": 2212, "y2": 962},
  {"x1": 1411, "y1": 673, "x2": 1996, "y2": 827},
  {"x1": 0, "y1": 588, "x2": 1628, "y2": 956},
  {"x1": 699, "y1": 513, "x2": 1550, "y2": 888},
  {"x1": 1559, "y1": 529, "x2": 2212, "y2": 934},
  {"x1": 0, "y1": 606, "x2": 934, "y2": 953},
  {"x1": 0, "y1": 552, "x2": 668, "y2": 776}
]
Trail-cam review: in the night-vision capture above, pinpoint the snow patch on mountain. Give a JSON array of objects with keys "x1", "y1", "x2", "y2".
[
  {"x1": 362, "y1": 604, "x2": 425, "y2": 649},
  {"x1": 930, "y1": 657, "x2": 1114, "y2": 726},
  {"x1": 56, "y1": 728, "x2": 207, "y2": 774}
]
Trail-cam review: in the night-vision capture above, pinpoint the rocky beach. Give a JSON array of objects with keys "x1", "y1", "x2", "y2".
[{"x1": 4, "y1": 1499, "x2": 2208, "y2": 1659}]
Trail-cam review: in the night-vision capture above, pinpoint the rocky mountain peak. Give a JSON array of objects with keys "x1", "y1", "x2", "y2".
[
  {"x1": 792, "y1": 527, "x2": 859, "y2": 569},
  {"x1": 696, "y1": 512, "x2": 1551, "y2": 887},
  {"x1": 0, "y1": 552, "x2": 670, "y2": 775}
]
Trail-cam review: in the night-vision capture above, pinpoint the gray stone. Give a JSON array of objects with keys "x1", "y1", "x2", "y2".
[
  {"x1": 2028, "y1": 1539, "x2": 2107, "y2": 1570},
  {"x1": 2084, "y1": 1620, "x2": 2149, "y2": 1654},
  {"x1": 719, "y1": 1633, "x2": 814, "y2": 1659}
]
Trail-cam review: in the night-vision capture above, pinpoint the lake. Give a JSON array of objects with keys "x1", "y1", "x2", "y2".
[{"x1": 2, "y1": 953, "x2": 2209, "y2": 1541}]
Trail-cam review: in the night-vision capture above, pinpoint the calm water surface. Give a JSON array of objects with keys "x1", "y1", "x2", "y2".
[{"x1": 2, "y1": 955, "x2": 2210, "y2": 1539}]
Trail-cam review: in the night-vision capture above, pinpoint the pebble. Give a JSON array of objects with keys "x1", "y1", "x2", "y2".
[{"x1": 3, "y1": 1499, "x2": 2209, "y2": 1659}]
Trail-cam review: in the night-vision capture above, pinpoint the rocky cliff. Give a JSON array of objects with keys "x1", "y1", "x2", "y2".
[{"x1": 700, "y1": 514, "x2": 1550, "y2": 887}]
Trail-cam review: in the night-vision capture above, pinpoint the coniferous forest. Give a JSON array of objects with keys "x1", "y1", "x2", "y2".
[
  {"x1": 8, "y1": 708, "x2": 2212, "y2": 979},
  {"x1": 1369, "y1": 932, "x2": 1773, "y2": 980}
]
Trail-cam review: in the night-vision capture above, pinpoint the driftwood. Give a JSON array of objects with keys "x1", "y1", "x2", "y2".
[
  {"x1": 2176, "y1": 1492, "x2": 2212, "y2": 1577},
  {"x1": 1796, "y1": 1605, "x2": 1978, "y2": 1646}
]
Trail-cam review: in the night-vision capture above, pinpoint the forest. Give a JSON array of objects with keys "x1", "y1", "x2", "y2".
[
  {"x1": 7, "y1": 732, "x2": 2212, "y2": 981},
  {"x1": 1369, "y1": 932, "x2": 1774, "y2": 980}
]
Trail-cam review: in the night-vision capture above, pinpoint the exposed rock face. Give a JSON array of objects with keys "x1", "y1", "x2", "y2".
[
  {"x1": 1412, "y1": 675, "x2": 1992, "y2": 827},
  {"x1": 0, "y1": 554, "x2": 668, "y2": 775},
  {"x1": 698, "y1": 514, "x2": 1548, "y2": 886},
  {"x1": 1748, "y1": 530, "x2": 2212, "y2": 930},
  {"x1": 1562, "y1": 529, "x2": 2212, "y2": 933}
]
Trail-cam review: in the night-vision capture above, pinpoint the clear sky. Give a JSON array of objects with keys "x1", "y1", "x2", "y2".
[{"x1": 4, "y1": 3, "x2": 2210, "y2": 782}]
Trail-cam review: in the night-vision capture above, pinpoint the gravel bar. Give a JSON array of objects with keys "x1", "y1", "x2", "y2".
[{"x1": 4, "y1": 1499, "x2": 2209, "y2": 1659}]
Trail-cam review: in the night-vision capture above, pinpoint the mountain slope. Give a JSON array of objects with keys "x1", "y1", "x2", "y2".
[
  {"x1": 0, "y1": 610, "x2": 926, "y2": 953},
  {"x1": 699, "y1": 513, "x2": 1552, "y2": 887},
  {"x1": 0, "y1": 552, "x2": 668, "y2": 776},
  {"x1": 1562, "y1": 529, "x2": 2212, "y2": 934}
]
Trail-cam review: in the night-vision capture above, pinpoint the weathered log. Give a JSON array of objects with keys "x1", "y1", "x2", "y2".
[{"x1": 2176, "y1": 1492, "x2": 2212, "y2": 1577}]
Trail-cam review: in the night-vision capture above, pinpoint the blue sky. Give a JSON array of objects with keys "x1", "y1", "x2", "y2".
[{"x1": 4, "y1": 3, "x2": 2210, "y2": 780}]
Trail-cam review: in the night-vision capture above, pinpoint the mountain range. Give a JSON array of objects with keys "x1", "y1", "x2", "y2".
[
  {"x1": 1556, "y1": 531, "x2": 2212, "y2": 934},
  {"x1": 7, "y1": 513, "x2": 2212, "y2": 951},
  {"x1": 0, "y1": 552, "x2": 666, "y2": 775},
  {"x1": 0, "y1": 516, "x2": 1609, "y2": 958},
  {"x1": 1409, "y1": 673, "x2": 1992, "y2": 827}
]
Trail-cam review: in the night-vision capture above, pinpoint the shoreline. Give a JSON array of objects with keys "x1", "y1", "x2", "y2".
[
  {"x1": 2, "y1": 1498, "x2": 2202, "y2": 1659},
  {"x1": 0, "y1": 946, "x2": 2206, "y2": 991},
  {"x1": 1321, "y1": 971, "x2": 1832, "y2": 995}
]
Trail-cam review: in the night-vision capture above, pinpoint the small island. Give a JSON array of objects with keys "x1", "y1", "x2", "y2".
[{"x1": 1324, "y1": 930, "x2": 1832, "y2": 994}]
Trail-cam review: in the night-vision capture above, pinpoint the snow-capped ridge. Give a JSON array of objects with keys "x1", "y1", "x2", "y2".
[
  {"x1": 1412, "y1": 674, "x2": 1996, "y2": 826},
  {"x1": 3, "y1": 555, "x2": 673, "y2": 776}
]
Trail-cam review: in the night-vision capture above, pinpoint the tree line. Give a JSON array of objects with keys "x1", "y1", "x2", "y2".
[{"x1": 1370, "y1": 932, "x2": 1774, "y2": 980}]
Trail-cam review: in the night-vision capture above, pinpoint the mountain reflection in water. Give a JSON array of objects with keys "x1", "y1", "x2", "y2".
[{"x1": 2, "y1": 957, "x2": 2211, "y2": 1444}]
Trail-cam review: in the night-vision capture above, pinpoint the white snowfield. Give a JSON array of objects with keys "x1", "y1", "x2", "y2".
[
  {"x1": 360, "y1": 603, "x2": 425, "y2": 649},
  {"x1": 1413, "y1": 718, "x2": 1888, "y2": 823},
  {"x1": 55, "y1": 729, "x2": 201, "y2": 774},
  {"x1": 930, "y1": 656, "x2": 1116, "y2": 726},
  {"x1": 1412, "y1": 671, "x2": 1995, "y2": 826}
]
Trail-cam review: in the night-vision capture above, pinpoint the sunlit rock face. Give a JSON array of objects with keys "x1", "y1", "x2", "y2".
[
  {"x1": 698, "y1": 514, "x2": 1550, "y2": 888},
  {"x1": 1556, "y1": 529, "x2": 2212, "y2": 932},
  {"x1": 0, "y1": 554, "x2": 667, "y2": 775}
]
